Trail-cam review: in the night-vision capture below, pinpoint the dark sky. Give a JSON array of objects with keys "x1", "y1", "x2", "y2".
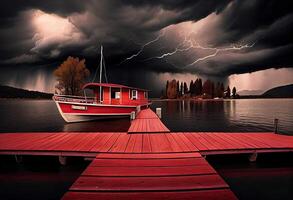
[{"x1": 0, "y1": 0, "x2": 293, "y2": 96}]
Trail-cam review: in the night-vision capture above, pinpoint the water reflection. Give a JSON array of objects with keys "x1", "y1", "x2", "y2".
[
  {"x1": 62, "y1": 119, "x2": 130, "y2": 132},
  {"x1": 0, "y1": 99, "x2": 292, "y2": 134},
  {"x1": 151, "y1": 99, "x2": 293, "y2": 134}
]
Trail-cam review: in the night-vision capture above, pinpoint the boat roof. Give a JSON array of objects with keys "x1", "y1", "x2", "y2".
[{"x1": 82, "y1": 83, "x2": 150, "y2": 91}]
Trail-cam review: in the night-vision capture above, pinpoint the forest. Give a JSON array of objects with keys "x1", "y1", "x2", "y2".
[{"x1": 163, "y1": 79, "x2": 237, "y2": 99}]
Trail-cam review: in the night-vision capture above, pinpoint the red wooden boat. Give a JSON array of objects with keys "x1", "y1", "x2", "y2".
[
  {"x1": 53, "y1": 46, "x2": 151, "y2": 122},
  {"x1": 53, "y1": 83, "x2": 150, "y2": 122}
]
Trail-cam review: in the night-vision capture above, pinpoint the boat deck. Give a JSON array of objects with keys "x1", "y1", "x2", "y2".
[{"x1": 128, "y1": 108, "x2": 170, "y2": 133}]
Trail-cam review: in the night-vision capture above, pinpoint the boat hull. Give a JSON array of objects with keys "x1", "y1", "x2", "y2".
[
  {"x1": 54, "y1": 100, "x2": 147, "y2": 123},
  {"x1": 59, "y1": 113, "x2": 130, "y2": 123}
]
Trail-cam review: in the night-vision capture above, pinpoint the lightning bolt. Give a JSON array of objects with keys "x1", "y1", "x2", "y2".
[
  {"x1": 121, "y1": 28, "x2": 255, "y2": 70},
  {"x1": 143, "y1": 34, "x2": 194, "y2": 61},
  {"x1": 119, "y1": 30, "x2": 165, "y2": 64},
  {"x1": 142, "y1": 33, "x2": 255, "y2": 69},
  {"x1": 183, "y1": 42, "x2": 255, "y2": 68}
]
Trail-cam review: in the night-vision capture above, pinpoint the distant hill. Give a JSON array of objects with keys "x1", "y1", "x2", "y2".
[
  {"x1": 0, "y1": 85, "x2": 53, "y2": 99},
  {"x1": 238, "y1": 90, "x2": 263, "y2": 96},
  {"x1": 262, "y1": 84, "x2": 293, "y2": 98}
]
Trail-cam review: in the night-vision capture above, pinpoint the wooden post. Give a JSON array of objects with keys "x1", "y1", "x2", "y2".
[
  {"x1": 274, "y1": 118, "x2": 279, "y2": 134},
  {"x1": 59, "y1": 156, "x2": 67, "y2": 165},
  {"x1": 249, "y1": 152, "x2": 257, "y2": 162},
  {"x1": 15, "y1": 155, "x2": 23, "y2": 164},
  {"x1": 156, "y1": 108, "x2": 162, "y2": 118},
  {"x1": 130, "y1": 111, "x2": 136, "y2": 120},
  {"x1": 136, "y1": 106, "x2": 141, "y2": 113}
]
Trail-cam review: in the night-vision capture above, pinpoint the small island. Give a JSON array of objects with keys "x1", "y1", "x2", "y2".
[
  {"x1": 161, "y1": 79, "x2": 293, "y2": 100},
  {"x1": 162, "y1": 79, "x2": 237, "y2": 100}
]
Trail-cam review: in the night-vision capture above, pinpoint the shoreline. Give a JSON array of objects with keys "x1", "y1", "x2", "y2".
[
  {"x1": 1, "y1": 97, "x2": 293, "y2": 102},
  {"x1": 150, "y1": 97, "x2": 293, "y2": 102},
  {"x1": 0, "y1": 98, "x2": 52, "y2": 101}
]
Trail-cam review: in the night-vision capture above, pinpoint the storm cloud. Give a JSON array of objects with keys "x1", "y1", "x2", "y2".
[{"x1": 0, "y1": 0, "x2": 293, "y2": 94}]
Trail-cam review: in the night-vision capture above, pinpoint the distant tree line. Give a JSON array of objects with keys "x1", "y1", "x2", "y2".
[{"x1": 163, "y1": 79, "x2": 237, "y2": 99}]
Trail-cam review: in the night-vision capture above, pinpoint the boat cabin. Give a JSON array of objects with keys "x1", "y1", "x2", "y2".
[{"x1": 83, "y1": 83, "x2": 149, "y2": 106}]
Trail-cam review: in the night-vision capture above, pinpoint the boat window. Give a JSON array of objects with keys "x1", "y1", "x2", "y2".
[
  {"x1": 144, "y1": 91, "x2": 148, "y2": 99},
  {"x1": 111, "y1": 88, "x2": 120, "y2": 99},
  {"x1": 131, "y1": 90, "x2": 138, "y2": 100}
]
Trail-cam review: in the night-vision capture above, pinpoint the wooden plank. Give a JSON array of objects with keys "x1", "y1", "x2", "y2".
[
  {"x1": 132, "y1": 134, "x2": 143, "y2": 153},
  {"x1": 124, "y1": 134, "x2": 136, "y2": 153},
  {"x1": 128, "y1": 119, "x2": 170, "y2": 133},
  {"x1": 10, "y1": 133, "x2": 58, "y2": 150},
  {"x1": 176, "y1": 133, "x2": 198, "y2": 151},
  {"x1": 95, "y1": 152, "x2": 202, "y2": 159},
  {"x1": 142, "y1": 134, "x2": 152, "y2": 153},
  {"x1": 90, "y1": 157, "x2": 209, "y2": 167},
  {"x1": 87, "y1": 133, "x2": 109, "y2": 151},
  {"x1": 71, "y1": 134, "x2": 103, "y2": 151},
  {"x1": 52, "y1": 133, "x2": 87, "y2": 151},
  {"x1": 128, "y1": 108, "x2": 170, "y2": 133},
  {"x1": 149, "y1": 134, "x2": 162, "y2": 152},
  {"x1": 169, "y1": 133, "x2": 192, "y2": 152},
  {"x1": 203, "y1": 133, "x2": 234, "y2": 150},
  {"x1": 248, "y1": 133, "x2": 290, "y2": 148},
  {"x1": 165, "y1": 134, "x2": 184, "y2": 152},
  {"x1": 136, "y1": 108, "x2": 158, "y2": 119},
  {"x1": 73, "y1": 134, "x2": 106, "y2": 152},
  {"x1": 237, "y1": 133, "x2": 272, "y2": 148},
  {"x1": 43, "y1": 133, "x2": 79, "y2": 151},
  {"x1": 41, "y1": 133, "x2": 70, "y2": 151},
  {"x1": 149, "y1": 134, "x2": 173, "y2": 152},
  {"x1": 207, "y1": 133, "x2": 243, "y2": 150},
  {"x1": 19, "y1": 134, "x2": 59, "y2": 150},
  {"x1": 82, "y1": 165, "x2": 216, "y2": 176},
  {"x1": 90, "y1": 133, "x2": 114, "y2": 152},
  {"x1": 197, "y1": 133, "x2": 224, "y2": 150},
  {"x1": 191, "y1": 133, "x2": 216, "y2": 150},
  {"x1": 227, "y1": 133, "x2": 264, "y2": 149},
  {"x1": 98, "y1": 133, "x2": 121, "y2": 152},
  {"x1": 70, "y1": 174, "x2": 229, "y2": 191},
  {"x1": 184, "y1": 133, "x2": 209, "y2": 150},
  {"x1": 50, "y1": 133, "x2": 93, "y2": 151},
  {"x1": 109, "y1": 134, "x2": 130, "y2": 152},
  {"x1": 220, "y1": 133, "x2": 254, "y2": 149},
  {"x1": 1, "y1": 132, "x2": 293, "y2": 157},
  {"x1": 63, "y1": 189, "x2": 237, "y2": 200}
]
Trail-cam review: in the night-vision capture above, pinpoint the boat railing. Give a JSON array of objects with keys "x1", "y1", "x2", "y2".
[{"x1": 53, "y1": 94, "x2": 95, "y2": 104}]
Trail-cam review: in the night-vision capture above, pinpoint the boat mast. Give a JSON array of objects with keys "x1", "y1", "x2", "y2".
[{"x1": 99, "y1": 45, "x2": 103, "y2": 103}]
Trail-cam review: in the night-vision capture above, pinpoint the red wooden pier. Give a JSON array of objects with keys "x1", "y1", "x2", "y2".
[
  {"x1": 0, "y1": 108, "x2": 292, "y2": 199},
  {"x1": 128, "y1": 108, "x2": 170, "y2": 133}
]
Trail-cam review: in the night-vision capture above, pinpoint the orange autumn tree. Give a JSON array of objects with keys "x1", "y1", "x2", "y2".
[{"x1": 54, "y1": 56, "x2": 90, "y2": 95}]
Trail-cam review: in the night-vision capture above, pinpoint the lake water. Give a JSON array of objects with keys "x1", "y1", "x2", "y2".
[
  {"x1": 0, "y1": 99, "x2": 292, "y2": 134},
  {"x1": 152, "y1": 99, "x2": 293, "y2": 134},
  {"x1": 0, "y1": 98, "x2": 293, "y2": 200}
]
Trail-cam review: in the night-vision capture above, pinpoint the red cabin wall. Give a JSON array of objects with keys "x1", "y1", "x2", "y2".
[
  {"x1": 95, "y1": 89, "x2": 99, "y2": 103},
  {"x1": 92, "y1": 87, "x2": 148, "y2": 106},
  {"x1": 125, "y1": 89, "x2": 148, "y2": 105},
  {"x1": 121, "y1": 88, "x2": 131, "y2": 104},
  {"x1": 103, "y1": 87, "x2": 110, "y2": 104}
]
